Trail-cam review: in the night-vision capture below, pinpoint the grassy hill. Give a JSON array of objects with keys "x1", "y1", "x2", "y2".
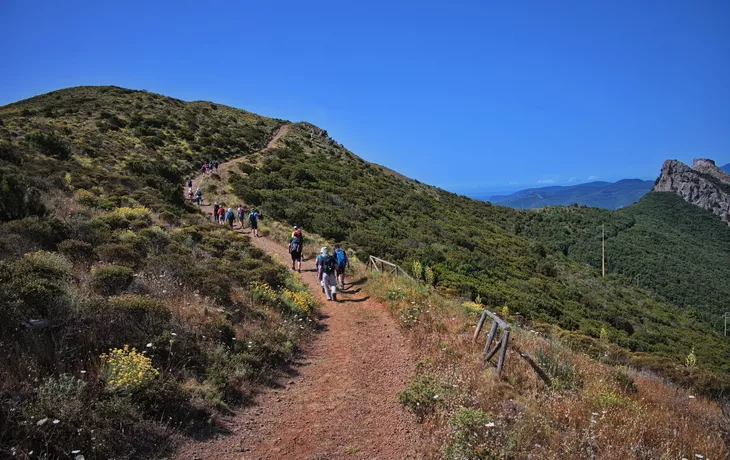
[
  {"x1": 0, "y1": 87, "x2": 317, "y2": 458},
  {"x1": 1, "y1": 86, "x2": 729, "y2": 457},
  {"x1": 488, "y1": 179, "x2": 654, "y2": 209}
]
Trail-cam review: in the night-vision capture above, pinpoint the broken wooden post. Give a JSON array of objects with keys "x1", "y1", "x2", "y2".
[
  {"x1": 473, "y1": 308, "x2": 512, "y2": 375},
  {"x1": 496, "y1": 330, "x2": 511, "y2": 373},
  {"x1": 483, "y1": 321, "x2": 498, "y2": 354},
  {"x1": 473, "y1": 311, "x2": 488, "y2": 341}
]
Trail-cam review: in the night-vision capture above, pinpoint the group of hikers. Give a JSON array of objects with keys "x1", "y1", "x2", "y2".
[
  {"x1": 186, "y1": 178, "x2": 204, "y2": 205},
  {"x1": 314, "y1": 244, "x2": 349, "y2": 302},
  {"x1": 185, "y1": 178, "x2": 351, "y2": 302},
  {"x1": 200, "y1": 160, "x2": 218, "y2": 174},
  {"x1": 210, "y1": 202, "x2": 262, "y2": 236},
  {"x1": 287, "y1": 227, "x2": 350, "y2": 301}
]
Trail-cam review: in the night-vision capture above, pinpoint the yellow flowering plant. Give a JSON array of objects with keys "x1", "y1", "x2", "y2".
[
  {"x1": 100, "y1": 345, "x2": 159, "y2": 391},
  {"x1": 250, "y1": 282, "x2": 277, "y2": 305},
  {"x1": 282, "y1": 289, "x2": 317, "y2": 314}
]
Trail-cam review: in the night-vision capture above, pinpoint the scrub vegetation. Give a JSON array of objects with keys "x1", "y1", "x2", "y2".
[
  {"x1": 1, "y1": 86, "x2": 728, "y2": 458},
  {"x1": 0, "y1": 87, "x2": 316, "y2": 459}
]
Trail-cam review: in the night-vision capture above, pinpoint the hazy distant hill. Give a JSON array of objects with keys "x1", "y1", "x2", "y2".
[
  {"x1": 722, "y1": 163, "x2": 730, "y2": 173},
  {"x1": 488, "y1": 179, "x2": 654, "y2": 209}
]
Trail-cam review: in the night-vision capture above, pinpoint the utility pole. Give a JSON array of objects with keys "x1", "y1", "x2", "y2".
[{"x1": 602, "y1": 224, "x2": 605, "y2": 278}]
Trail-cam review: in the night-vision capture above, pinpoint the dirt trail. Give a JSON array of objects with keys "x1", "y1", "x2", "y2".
[{"x1": 175, "y1": 125, "x2": 423, "y2": 459}]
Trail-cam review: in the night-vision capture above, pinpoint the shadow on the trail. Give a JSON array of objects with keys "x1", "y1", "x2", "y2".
[
  {"x1": 341, "y1": 288, "x2": 362, "y2": 295},
  {"x1": 340, "y1": 296, "x2": 370, "y2": 304},
  {"x1": 347, "y1": 277, "x2": 368, "y2": 287}
]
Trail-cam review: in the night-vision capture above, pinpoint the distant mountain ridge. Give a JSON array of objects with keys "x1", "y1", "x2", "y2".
[
  {"x1": 722, "y1": 163, "x2": 730, "y2": 174},
  {"x1": 654, "y1": 158, "x2": 730, "y2": 226},
  {"x1": 488, "y1": 179, "x2": 654, "y2": 210}
]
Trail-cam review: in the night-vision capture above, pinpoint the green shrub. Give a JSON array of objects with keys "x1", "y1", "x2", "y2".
[
  {"x1": 26, "y1": 131, "x2": 70, "y2": 160},
  {"x1": 96, "y1": 242, "x2": 143, "y2": 267},
  {"x1": 58, "y1": 238, "x2": 94, "y2": 264},
  {"x1": 0, "y1": 169, "x2": 47, "y2": 221},
  {"x1": 91, "y1": 265, "x2": 134, "y2": 295},
  {"x1": 107, "y1": 294, "x2": 171, "y2": 337},
  {"x1": 445, "y1": 407, "x2": 496, "y2": 460},
  {"x1": 398, "y1": 372, "x2": 446, "y2": 421}
]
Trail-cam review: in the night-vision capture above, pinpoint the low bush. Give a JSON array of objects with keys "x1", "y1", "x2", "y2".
[
  {"x1": 90, "y1": 265, "x2": 134, "y2": 295},
  {"x1": 445, "y1": 407, "x2": 496, "y2": 460},
  {"x1": 101, "y1": 345, "x2": 160, "y2": 392},
  {"x1": 58, "y1": 238, "x2": 94, "y2": 265},
  {"x1": 398, "y1": 372, "x2": 447, "y2": 421},
  {"x1": 96, "y1": 242, "x2": 143, "y2": 267}
]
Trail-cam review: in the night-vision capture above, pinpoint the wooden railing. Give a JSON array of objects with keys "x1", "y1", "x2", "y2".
[
  {"x1": 365, "y1": 255, "x2": 414, "y2": 281},
  {"x1": 473, "y1": 309, "x2": 511, "y2": 374}
]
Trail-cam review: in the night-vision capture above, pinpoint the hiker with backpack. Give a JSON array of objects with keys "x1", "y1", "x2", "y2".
[
  {"x1": 195, "y1": 187, "x2": 203, "y2": 205},
  {"x1": 249, "y1": 209, "x2": 261, "y2": 237},
  {"x1": 213, "y1": 160, "x2": 219, "y2": 172},
  {"x1": 288, "y1": 227, "x2": 303, "y2": 272},
  {"x1": 237, "y1": 205, "x2": 245, "y2": 228},
  {"x1": 316, "y1": 246, "x2": 337, "y2": 301},
  {"x1": 217, "y1": 206, "x2": 226, "y2": 225},
  {"x1": 213, "y1": 202, "x2": 220, "y2": 223},
  {"x1": 225, "y1": 207, "x2": 235, "y2": 228},
  {"x1": 333, "y1": 244, "x2": 349, "y2": 289}
]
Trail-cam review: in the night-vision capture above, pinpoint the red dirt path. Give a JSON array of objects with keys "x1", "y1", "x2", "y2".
[{"x1": 173, "y1": 124, "x2": 423, "y2": 459}]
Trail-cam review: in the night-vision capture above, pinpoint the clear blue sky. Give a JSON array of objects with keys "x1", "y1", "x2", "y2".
[{"x1": 1, "y1": 0, "x2": 729, "y2": 194}]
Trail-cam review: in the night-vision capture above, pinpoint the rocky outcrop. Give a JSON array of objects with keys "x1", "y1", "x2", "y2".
[
  {"x1": 653, "y1": 158, "x2": 730, "y2": 225},
  {"x1": 691, "y1": 158, "x2": 730, "y2": 185}
]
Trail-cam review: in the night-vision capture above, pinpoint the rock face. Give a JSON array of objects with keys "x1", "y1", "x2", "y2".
[{"x1": 653, "y1": 158, "x2": 730, "y2": 226}]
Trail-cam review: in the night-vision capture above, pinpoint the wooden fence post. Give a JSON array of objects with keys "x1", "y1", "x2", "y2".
[
  {"x1": 473, "y1": 311, "x2": 488, "y2": 341},
  {"x1": 496, "y1": 330, "x2": 511, "y2": 374},
  {"x1": 483, "y1": 321, "x2": 498, "y2": 355}
]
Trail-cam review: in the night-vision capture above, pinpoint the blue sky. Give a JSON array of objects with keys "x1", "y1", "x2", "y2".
[{"x1": 1, "y1": 0, "x2": 729, "y2": 195}]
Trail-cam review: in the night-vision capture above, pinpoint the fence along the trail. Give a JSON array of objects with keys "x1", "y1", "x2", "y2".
[
  {"x1": 473, "y1": 309, "x2": 511, "y2": 374},
  {"x1": 365, "y1": 255, "x2": 414, "y2": 281}
]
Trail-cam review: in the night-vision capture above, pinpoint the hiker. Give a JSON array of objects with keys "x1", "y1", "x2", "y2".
[
  {"x1": 186, "y1": 177, "x2": 193, "y2": 190},
  {"x1": 195, "y1": 187, "x2": 203, "y2": 205},
  {"x1": 249, "y1": 209, "x2": 260, "y2": 237},
  {"x1": 291, "y1": 226, "x2": 303, "y2": 239},
  {"x1": 334, "y1": 244, "x2": 349, "y2": 289},
  {"x1": 213, "y1": 160, "x2": 219, "y2": 171},
  {"x1": 288, "y1": 227, "x2": 303, "y2": 272},
  {"x1": 237, "y1": 205, "x2": 245, "y2": 228},
  {"x1": 188, "y1": 189, "x2": 194, "y2": 202},
  {"x1": 316, "y1": 247, "x2": 337, "y2": 301},
  {"x1": 213, "y1": 202, "x2": 220, "y2": 223},
  {"x1": 225, "y1": 207, "x2": 235, "y2": 228},
  {"x1": 217, "y1": 206, "x2": 226, "y2": 224}
]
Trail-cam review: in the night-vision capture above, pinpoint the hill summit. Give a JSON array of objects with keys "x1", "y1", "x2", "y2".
[{"x1": 654, "y1": 158, "x2": 730, "y2": 225}]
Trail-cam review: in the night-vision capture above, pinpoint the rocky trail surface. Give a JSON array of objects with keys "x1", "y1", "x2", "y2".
[{"x1": 174, "y1": 125, "x2": 423, "y2": 459}]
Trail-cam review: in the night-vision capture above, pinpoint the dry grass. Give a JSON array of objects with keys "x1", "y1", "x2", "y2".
[{"x1": 362, "y1": 271, "x2": 729, "y2": 459}]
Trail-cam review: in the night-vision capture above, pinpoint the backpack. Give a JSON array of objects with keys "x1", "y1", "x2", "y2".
[
  {"x1": 321, "y1": 254, "x2": 335, "y2": 274},
  {"x1": 335, "y1": 248, "x2": 347, "y2": 267},
  {"x1": 290, "y1": 237, "x2": 302, "y2": 254}
]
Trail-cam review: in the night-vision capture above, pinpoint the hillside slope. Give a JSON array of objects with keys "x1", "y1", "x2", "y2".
[
  {"x1": 489, "y1": 179, "x2": 653, "y2": 209},
  {"x1": 0, "y1": 87, "x2": 315, "y2": 459},
  {"x1": 228, "y1": 121, "x2": 730, "y2": 386},
  {"x1": 2, "y1": 86, "x2": 729, "y2": 393}
]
